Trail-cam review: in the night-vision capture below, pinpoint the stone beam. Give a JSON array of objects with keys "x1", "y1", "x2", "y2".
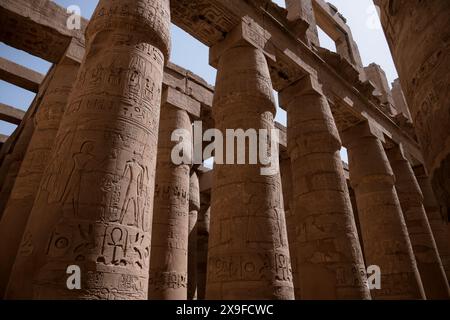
[
  {"x1": 0, "y1": 0, "x2": 87, "y2": 63},
  {"x1": 4, "y1": 0, "x2": 421, "y2": 165},
  {"x1": 0, "y1": 103, "x2": 25, "y2": 125},
  {"x1": 170, "y1": 0, "x2": 422, "y2": 164},
  {"x1": 0, "y1": 134, "x2": 7, "y2": 146},
  {"x1": 0, "y1": 57, "x2": 45, "y2": 93}
]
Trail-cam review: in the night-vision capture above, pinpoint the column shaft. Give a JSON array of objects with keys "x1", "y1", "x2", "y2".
[
  {"x1": 197, "y1": 193, "x2": 210, "y2": 300},
  {"x1": 206, "y1": 44, "x2": 294, "y2": 299},
  {"x1": 188, "y1": 170, "x2": 200, "y2": 300},
  {"x1": 414, "y1": 167, "x2": 450, "y2": 284},
  {"x1": 0, "y1": 57, "x2": 78, "y2": 297},
  {"x1": 387, "y1": 146, "x2": 450, "y2": 299},
  {"x1": 149, "y1": 105, "x2": 191, "y2": 300},
  {"x1": 6, "y1": 0, "x2": 171, "y2": 299},
  {"x1": 280, "y1": 156, "x2": 299, "y2": 299},
  {"x1": 280, "y1": 76, "x2": 370, "y2": 300},
  {"x1": 343, "y1": 122, "x2": 425, "y2": 299}
]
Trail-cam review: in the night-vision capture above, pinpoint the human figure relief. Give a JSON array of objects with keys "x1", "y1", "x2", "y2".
[
  {"x1": 119, "y1": 156, "x2": 148, "y2": 229},
  {"x1": 61, "y1": 141, "x2": 96, "y2": 216}
]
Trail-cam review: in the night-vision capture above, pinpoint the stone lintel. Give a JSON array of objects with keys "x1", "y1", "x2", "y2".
[
  {"x1": 209, "y1": 17, "x2": 275, "y2": 68},
  {"x1": 162, "y1": 86, "x2": 202, "y2": 118},
  {"x1": 0, "y1": 134, "x2": 8, "y2": 146},
  {"x1": 0, "y1": 0, "x2": 87, "y2": 63},
  {"x1": 0, "y1": 57, "x2": 45, "y2": 93},
  {"x1": 198, "y1": 168, "x2": 212, "y2": 194},
  {"x1": 0, "y1": 103, "x2": 25, "y2": 125},
  {"x1": 275, "y1": 121, "x2": 287, "y2": 150}
]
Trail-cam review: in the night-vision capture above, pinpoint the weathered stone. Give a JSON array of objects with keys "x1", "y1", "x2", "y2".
[
  {"x1": 414, "y1": 165, "x2": 450, "y2": 285},
  {"x1": 188, "y1": 170, "x2": 200, "y2": 300},
  {"x1": 343, "y1": 121, "x2": 425, "y2": 299},
  {"x1": 280, "y1": 75, "x2": 370, "y2": 300},
  {"x1": 375, "y1": 0, "x2": 450, "y2": 211},
  {"x1": 196, "y1": 192, "x2": 210, "y2": 300},
  {"x1": 149, "y1": 104, "x2": 191, "y2": 300},
  {"x1": 391, "y1": 79, "x2": 412, "y2": 121},
  {"x1": 386, "y1": 145, "x2": 450, "y2": 299},
  {"x1": 0, "y1": 56, "x2": 78, "y2": 298},
  {"x1": 280, "y1": 156, "x2": 299, "y2": 299},
  {"x1": 5, "y1": 0, "x2": 171, "y2": 299},
  {"x1": 206, "y1": 27, "x2": 294, "y2": 299},
  {"x1": 0, "y1": 103, "x2": 25, "y2": 125}
]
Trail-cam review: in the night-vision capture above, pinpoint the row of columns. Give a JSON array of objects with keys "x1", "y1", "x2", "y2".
[{"x1": 0, "y1": 0, "x2": 449, "y2": 300}]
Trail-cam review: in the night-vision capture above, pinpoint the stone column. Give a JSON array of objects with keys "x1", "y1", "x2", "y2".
[
  {"x1": 148, "y1": 102, "x2": 191, "y2": 300},
  {"x1": 386, "y1": 145, "x2": 450, "y2": 299},
  {"x1": 342, "y1": 121, "x2": 425, "y2": 299},
  {"x1": 206, "y1": 22, "x2": 294, "y2": 300},
  {"x1": 414, "y1": 165, "x2": 450, "y2": 284},
  {"x1": 280, "y1": 156, "x2": 299, "y2": 299},
  {"x1": 0, "y1": 65, "x2": 56, "y2": 218},
  {"x1": 279, "y1": 76, "x2": 370, "y2": 300},
  {"x1": 197, "y1": 193, "x2": 210, "y2": 300},
  {"x1": 374, "y1": 0, "x2": 450, "y2": 212},
  {"x1": 6, "y1": 0, "x2": 171, "y2": 300},
  {"x1": 0, "y1": 56, "x2": 79, "y2": 297},
  {"x1": 188, "y1": 170, "x2": 200, "y2": 300}
]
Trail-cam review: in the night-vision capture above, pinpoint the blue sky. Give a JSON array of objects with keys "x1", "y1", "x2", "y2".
[{"x1": 0, "y1": 0, "x2": 397, "y2": 163}]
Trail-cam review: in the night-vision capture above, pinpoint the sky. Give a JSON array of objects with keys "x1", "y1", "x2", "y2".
[{"x1": 0, "y1": 0, "x2": 397, "y2": 162}]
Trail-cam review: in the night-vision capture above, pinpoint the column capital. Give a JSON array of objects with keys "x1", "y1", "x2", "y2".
[
  {"x1": 209, "y1": 17, "x2": 275, "y2": 68},
  {"x1": 341, "y1": 120, "x2": 385, "y2": 148},
  {"x1": 385, "y1": 143, "x2": 408, "y2": 162},
  {"x1": 278, "y1": 74, "x2": 324, "y2": 108},
  {"x1": 87, "y1": 0, "x2": 171, "y2": 60}
]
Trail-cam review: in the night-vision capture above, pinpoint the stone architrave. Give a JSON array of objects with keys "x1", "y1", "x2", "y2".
[
  {"x1": 0, "y1": 56, "x2": 79, "y2": 298},
  {"x1": 343, "y1": 122, "x2": 425, "y2": 300},
  {"x1": 5, "y1": 0, "x2": 171, "y2": 299},
  {"x1": 279, "y1": 76, "x2": 370, "y2": 300}
]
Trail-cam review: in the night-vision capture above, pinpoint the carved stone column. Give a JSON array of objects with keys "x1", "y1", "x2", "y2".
[
  {"x1": 197, "y1": 192, "x2": 210, "y2": 300},
  {"x1": 206, "y1": 22, "x2": 294, "y2": 300},
  {"x1": 374, "y1": 0, "x2": 450, "y2": 213},
  {"x1": 342, "y1": 121, "x2": 425, "y2": 299},
  {"x1": 414, "y1": 165, "x2": 450, "y2": 284},
  {"x1": 0, "y1": 65, "x2": 57, "y2": 218},
  {"x1": 148, "y1": 102, "x2": 191, "y2": 300},
  {"x1": 6, "y1": 0, "x2": 171, "y2": 299},
  {"x1": 387, "y1": 145, "x2": 450, "y2": 299},
  {"x1": 279, "y1": 76, "x2": 370, "y2": 300},
  {"x1": 280, "y1": 156, "x2": 299, "y2": 299},
  {"x1": 0, "y1": 56, "x2": 79, "y2": 297},
  {"x1": 188, "y1": 170, "x2": 200, "y2": 300}
]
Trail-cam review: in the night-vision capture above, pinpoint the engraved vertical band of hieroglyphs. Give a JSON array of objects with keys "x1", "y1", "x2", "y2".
[{"x1": 5, "y1": 0, "x2": 171, "y2": 299}]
